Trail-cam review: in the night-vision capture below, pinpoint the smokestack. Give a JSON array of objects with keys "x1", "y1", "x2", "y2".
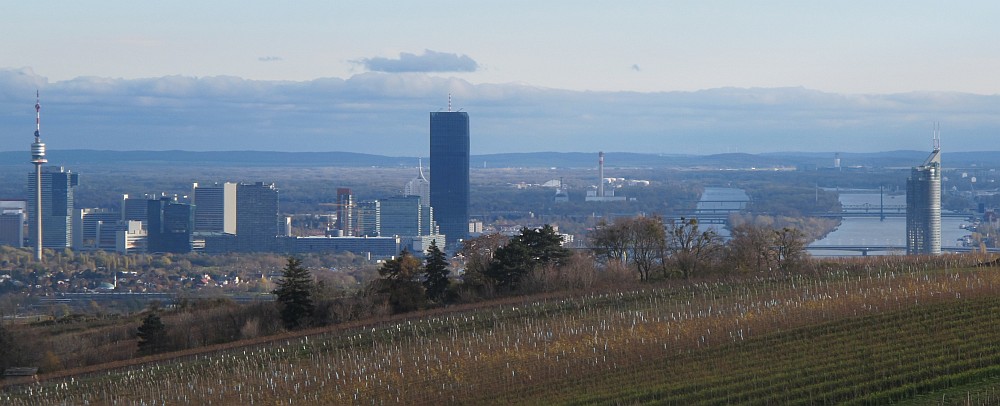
[{"x1": 598, "y1": 151, "x2": 605, "y2": 197}]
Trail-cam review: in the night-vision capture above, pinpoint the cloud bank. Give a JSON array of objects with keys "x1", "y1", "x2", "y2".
[
  {"x1": 359, "y1": 50, "x2": 479, "y2": 73},
  {"x1": 0, "y1": 67, "x2": 998, "y2": 156}
]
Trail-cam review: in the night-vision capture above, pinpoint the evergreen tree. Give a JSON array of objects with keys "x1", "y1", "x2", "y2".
[
  {"x1": 371, "y1": 250, "x2": 426, "y2": 313},
  {"x1": 0, "y1": 321, "x2": 12, "y2": 369},
  {"x1": 136, "y1": 312, "x2": 168, "y2": 356},
  {"x1": 519, "y1": 225, "x2": 572, "y2": 266},
  {"x1": 273, "y1": 257, "x2": 315, "y2": 330},
  {"x1": 423, "y1": 240, "x2": 450, "y2": 303},
  {"x1": 486, "y1": 225, "x2": 570, "y2": 291},
  {"x1": 486, "y1": 238, "x2": 533, "y2": 290}
]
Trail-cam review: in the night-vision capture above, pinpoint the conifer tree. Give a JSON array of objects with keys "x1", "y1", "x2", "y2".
[
  {"x1": 136, "y1": 312, "x2": 168, "y2": 356},
  {"x1": 487, "y1": 225, "x2": 570, "y2": 290},
  {"x1": 423, "y1": 240, "x2": 450, "y2": 303},
  {"x1": 273, "y1": 257, "x2": 315, "y2": 330}
]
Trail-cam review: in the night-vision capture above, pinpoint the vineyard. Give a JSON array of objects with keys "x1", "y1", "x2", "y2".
[{"x1": 6, "y1": 261, "x2": 1000, "y2": 404}]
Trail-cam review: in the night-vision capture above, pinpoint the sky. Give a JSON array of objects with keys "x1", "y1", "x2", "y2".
[{"x1": 1, "y1": 1, "x2": 999, "y2": 155}]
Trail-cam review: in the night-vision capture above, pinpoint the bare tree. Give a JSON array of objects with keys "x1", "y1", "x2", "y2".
[
  {"x1": 628, "y1": 217, "x2": 667, "y2": 281},
  {"x1": 458, "y1": 233, "x2": 509, "y2": 277},
  {"x1": 457, "y1": 233, "x2": 510, "y2": 296},
  {"x1": 590, "y1": 216, "x2": 665, "y2": 281},
  {"x1": 590, "y1": 219, "x2": 630, "y2": 264},
  {"x1": 774, "y1": 227, "x2": 807, "y2": 273},
  {"x1": 727, "y1": 221, "x2": 776, "y2": 273},
  {"x1": 726, "y1": 220, "x2": 808, "y2": 274},
  {"x1": 664, "y1": 218, "x2": 722, "y2": 279}
]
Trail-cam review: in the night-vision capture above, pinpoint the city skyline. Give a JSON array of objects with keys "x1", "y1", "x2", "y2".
[{"x1": 2, "y1": 3, "x2": 999, "y2": 155}]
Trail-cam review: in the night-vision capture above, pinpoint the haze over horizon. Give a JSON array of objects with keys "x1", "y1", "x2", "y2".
[{"x1": 2, "y1": 2, "x2": 998, "y2": 156}]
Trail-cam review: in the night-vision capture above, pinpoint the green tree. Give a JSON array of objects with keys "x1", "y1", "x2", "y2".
[
  {"x1": 486, "y1": 238, "x2": 533, "y2": 290},
  {"x1": 519, "y1": 225, "x2": 572, "y2": 266},
  {"x1": 371, "y1": 250, "x2": 426, "y2": 313},
  {"x1": 136, "y1": 312, "x2": 169, "y2": 356},
  {"x1": 423, "y1": 241, "x2": 450, "y2": 304},
  {"x1": 486, "y1": 225, "x2": 570, "y2": 291},
  {"x1": 0, "y1": 321, "x2": 13, "y2": 369},
  {"x1": 273, "y1": 257, "x2": 315, "y2": 330}
]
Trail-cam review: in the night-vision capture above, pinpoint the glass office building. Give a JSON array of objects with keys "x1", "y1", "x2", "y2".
[
  {"x1": 147, "y1": 197, "x2": 194, "y2": 253},
  {"x1": 236, "y1": 182, "x2": 280, "y2": 252},
  {"x1": 906, "y1": 147, "x2": 941, "y2": 255},
  {"x1": 429, "y1": 111, "x2": 469, "y2": 247},
  {"x1": 27, "y1": 166, "x2": 78, "y2": 249}
]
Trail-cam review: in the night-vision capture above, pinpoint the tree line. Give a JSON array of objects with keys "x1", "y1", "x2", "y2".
[{"x1": 590, "y1": 215, "x2": 808, "y2": 281}]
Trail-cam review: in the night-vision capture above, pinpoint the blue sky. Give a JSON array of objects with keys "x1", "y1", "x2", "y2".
[{"x1": 1, "y1": 1, "x2": 998, "y2": 155}]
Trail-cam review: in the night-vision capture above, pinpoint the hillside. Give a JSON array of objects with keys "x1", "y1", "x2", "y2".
[
  {"x1": 5, "y1": 258, "x2": 1000, "y2": 404},
  {"x1": 1, "y1": 149, "x2": 999, "y2": 169}
]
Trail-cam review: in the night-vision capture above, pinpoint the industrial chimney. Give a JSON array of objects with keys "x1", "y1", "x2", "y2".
[{"x1": 598, "y1": 151, "x2": 605, "y2": 197}]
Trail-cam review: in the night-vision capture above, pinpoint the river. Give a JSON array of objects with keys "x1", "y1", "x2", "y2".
[
  {"x1": 809, "y1": 192, "x2": 972, "y2": 256},
  {"x1": 695, "y1": 188, "x2": 973, "y2": 256}
]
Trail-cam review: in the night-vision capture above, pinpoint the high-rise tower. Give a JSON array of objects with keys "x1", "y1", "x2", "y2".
[
  {"x1": 235, "y1": 182, "x2": 279, "y2": 252},
  {"x1": 429, "y1": 100, "x2": 470, "y2": 248},
  {"x1": 906, "y1": 126, "x2": 942, "y2": 255},
  {"x1": 27, "y1": 166, "x2": 79, "y2": 250},
  {"x1": 193, "y1": 182, "x2": 237, "y2": 234},
  {"x1": 30, "y1": 91, "x2": 47, "y2": 261},
  {"x1": 336, "y1": 188, "x2": 354, "y2": 236},
  {"x1": 147, "y1": 196, "x2": 194, "y2": 253}
]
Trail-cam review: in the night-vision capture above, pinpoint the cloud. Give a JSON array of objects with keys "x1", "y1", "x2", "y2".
[
  {"x1": 358, "y1": 50, "x2": 479, "y2": 73},
  {"x1": 258, "y1": 56, "x2": 283, "y2": 62},
  {"x1": 0, "y1": 68, "x2": 998, "y2": 156}
]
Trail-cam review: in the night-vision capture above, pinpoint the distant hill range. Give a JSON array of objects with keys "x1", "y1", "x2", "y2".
[{"x1": 0, "y1": 149, "x2": 996, "y2": 169}]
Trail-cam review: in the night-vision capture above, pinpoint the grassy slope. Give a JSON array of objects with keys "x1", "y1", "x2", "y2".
[{"x1": 6, "y1": 267, "x2": 1000, "y2": 404}]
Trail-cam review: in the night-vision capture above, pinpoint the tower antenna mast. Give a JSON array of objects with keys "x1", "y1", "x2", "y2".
[
  {"x1": 932, "y1": 122, "x2": 941, "y2": 151},
  {"x1": 30, "y1": 91, "x2": 48, "y2": 262}
]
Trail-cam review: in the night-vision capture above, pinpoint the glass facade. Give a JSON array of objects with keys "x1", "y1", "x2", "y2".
[
  {"x1": 194, "y1": 182, "x2": 237, "y2": 234},
  {"x1": 429, "y1": 111, "x2": 469, "y2": 247},
  {"x1": 379, "y1": 195, "x2": 422, "y2": 237},
  {"x1": 236, "y1": 182, "x2": 280, "y2": 252},
  {"x1": 906, "y1": 149, "x2": 941, "y2": 255},
  {"x1": 147, "y1": 197, "x2": 194, "y2": 253},
  {"x1": 27, "y1": 167, "x2": 78, "y2": 248}
]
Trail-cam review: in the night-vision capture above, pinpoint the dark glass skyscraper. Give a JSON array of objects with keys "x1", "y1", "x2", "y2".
[
  {"x1": 27, "y1": 166, "x2": 78, "y2": 249},
  {"x1": 236, "y1": 182, "x2": 279, "y2": 252},
  {"x1": 429, "y1": 111, "x2": 469, "y2": 247},
  {"x1": 147, "y1": 197, "x2": 194, "y2": 253}
]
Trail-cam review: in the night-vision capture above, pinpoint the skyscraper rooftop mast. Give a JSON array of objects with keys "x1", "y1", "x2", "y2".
[{"x1": 30, "y1": 91, "x2": 47, "y2": 261}]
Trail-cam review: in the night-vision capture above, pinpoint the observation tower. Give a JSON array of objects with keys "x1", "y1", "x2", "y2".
[{"x1": 30, "y1": 91, "x2": 47, "y2": 261}]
